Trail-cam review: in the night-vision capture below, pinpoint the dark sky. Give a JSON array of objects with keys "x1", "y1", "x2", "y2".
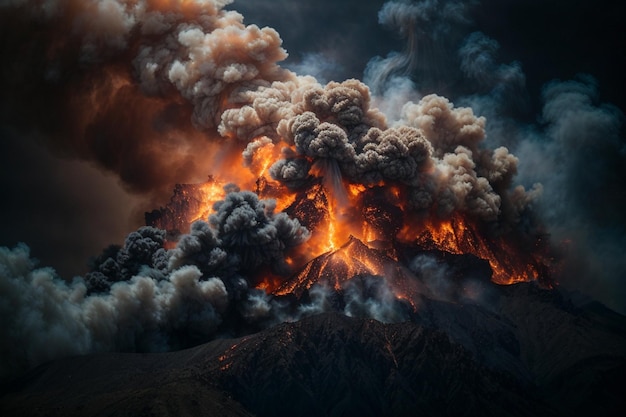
[
  {"x1": 229, "y1": 0, "x2": 625, "y2": 115},
  {"x1": 0, "y1": 0, "x2": 625, "y2": 311}
]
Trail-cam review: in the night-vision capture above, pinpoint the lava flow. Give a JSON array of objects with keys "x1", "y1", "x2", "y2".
[{"x1": 148, "y1": 165, "x2": 555, "y2": 299}]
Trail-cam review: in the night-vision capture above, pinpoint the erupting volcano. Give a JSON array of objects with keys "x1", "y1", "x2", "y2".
[
  {"x1": 145, "y1": 79, "x2": 555, "y2": 303},
  {"x1": 1, "y1": 1, "x2": 625, "y2": 416}
]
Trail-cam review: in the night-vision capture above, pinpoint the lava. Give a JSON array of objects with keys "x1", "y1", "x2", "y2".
[{"x1": 148, "y1": 173, "x2": 554, "y2": 297}]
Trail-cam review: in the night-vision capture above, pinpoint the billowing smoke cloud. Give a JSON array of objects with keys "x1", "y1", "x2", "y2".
[
  {"x1": 268, "y1": 151, "x2": 312, "y2": 189},
  {"x1": 0, "y1": 188, "x2": 310, "y2": 380},
  {"x1": 514, "y1": 76, "x2": 626, "y2": 311},
  {"x1": 220, "y1": 70, "x2": 538, "y2": 227},
  {"x1": 209, "y1": 190, "x2": 310, "y2": 273},
  {"x1": 0, "y1": 0, "x2": 292, "y2": 196}
]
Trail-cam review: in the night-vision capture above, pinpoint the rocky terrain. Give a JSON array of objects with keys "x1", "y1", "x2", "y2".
[{"x1": 2, "y1": 276, "x2": 625, "y2": 417}]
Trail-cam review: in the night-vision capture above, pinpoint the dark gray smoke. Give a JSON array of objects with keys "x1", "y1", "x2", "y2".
[
  {"x1": 269, "y1": 152, "x2": 312, "y2": 189},
  {"x1": 210, "y1": 190, "x2": 310, "y2": 273},
  {"x1": 514, "y1": 77, "x2": 626, "y2": 311},
  {"x1": 0, "y1": 187, "x2": 311, "y2": 380},
  {"x1": 0, "y1": 243, "x2": 229, "y2": 379},
  {"x1": 365, "y1": 0, "x2": 478, "y2": 95}
]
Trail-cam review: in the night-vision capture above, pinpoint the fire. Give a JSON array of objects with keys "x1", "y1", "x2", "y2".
[
  {"x1": 273, "y1": 236, "x2": 392, "y2": 297},
  {"x1": 149, "y1": 170, "x2": 553, "y2": 298},
  {"x1": 296, "y1": 186, "x2": 363, "y2": 257},
  {"x1": 270, "y1": 176, "x2": 552, "y2": 294},
  {"x1": 398, "y1": 213, "x2": 548, "y2": 285},
  {"x1": 190, "y1": 180, "x2": 227, "y2": 223}
]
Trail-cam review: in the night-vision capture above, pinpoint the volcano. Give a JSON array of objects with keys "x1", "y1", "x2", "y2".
[
  {"x1": 2, "y1": 241, "x2": 625, "y2": 417},
  {"x1": 273, "y1": 236, "x2": 411, "y2": 297},
  {"x1": 1, "y1": 1, "x2": 625, "y2": 416}
]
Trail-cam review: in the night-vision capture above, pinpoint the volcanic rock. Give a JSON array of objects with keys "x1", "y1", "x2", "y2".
[
  {"x1": 2, "y1": 287, "x2": 625, "y2": 417},
  {"x1": 275, "y1": 236, "x2": 415, "y2": 297}
]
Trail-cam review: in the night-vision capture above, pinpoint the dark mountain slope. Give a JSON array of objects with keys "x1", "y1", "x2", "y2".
[
  {"x1": 2, "y1": 263, "x2": 625, "y2": 417},
  {"x1": 0, "y1": 342, "x2": 253, "y2": 417},
  {"x1": 200, "y1": 313, "x2": 556, "y2": 417}
]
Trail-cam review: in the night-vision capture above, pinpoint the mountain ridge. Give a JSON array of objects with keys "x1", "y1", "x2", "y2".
[{"x1": 2, "y1": 282, "x2": 625, "y2": 416}]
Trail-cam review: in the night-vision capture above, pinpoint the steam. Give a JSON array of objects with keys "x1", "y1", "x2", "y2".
[
  {"x1": 294, "y1": 276, "x2": 411, "y2": 324},
  {"x1": 342, "y1": 275, "x2": 409, "y2": 322}
]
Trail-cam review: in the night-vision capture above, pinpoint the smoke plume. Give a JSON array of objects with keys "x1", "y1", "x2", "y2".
[
  {"x1": 365, "y1": 0, "x2": 478, "y2": 96},
  {"x1": 0, "y1": 0, "x2": 292, "y2": 196}
]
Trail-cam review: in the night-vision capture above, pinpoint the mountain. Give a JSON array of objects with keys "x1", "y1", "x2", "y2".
[
  {"x1": 2, "y1": 280, "x2": 625, "y2": 416},
  {"x1": 2, "y1": 240, "x2": 625, "y2": 416}
]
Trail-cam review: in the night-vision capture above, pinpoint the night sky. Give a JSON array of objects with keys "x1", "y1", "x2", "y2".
[{"x1": 1, "y1": 0, "x2": 625, "y2": 314}]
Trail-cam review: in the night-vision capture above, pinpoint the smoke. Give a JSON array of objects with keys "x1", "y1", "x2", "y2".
[
  {"x1": 0, "y1": 0, "x2": 292, "y2": 196},
  {"x1": 365, "y1": 0, "x2": 477, "y2": 95},
  {"x1": 459, "y1": 32, "x2": 526, "y2": 108},
  {"x1": 0, "y1": 243, "x2": 229, "y2": 379},
  {"x1": 226, "y1": 73, "x2": 537, "y2": 228},
  {"x1": 515, "y1": 76, "x2": 626, "y2": 311},
  {"x1": 269, "y1": 152, "x2": 312, "y2": 189},
  {"x1": 0, "y1": 187, "x2": 311, "y2": 379},
  {"x1": 0, "y1": 127, "x2": 144, "y2": 277},
  {"x1": 209, "y1": 190, "x2": 310, "y2": 273}
]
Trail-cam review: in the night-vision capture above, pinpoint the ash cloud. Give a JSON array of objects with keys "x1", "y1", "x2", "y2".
[
  {"x1": 223, "y1": 70, "x2": 535, "y2": 227},
  {"x1": 0, "y1": 0, "x2": 293, "y2": 196},
  {"x1": 0, "y1": 189, "x2": 310, "y2": 380},
  {"x1": 269, "y1": 152, "x2": 312, "y2": 189},
  {"x1": 515, "y1": 77, "x2": 626, "y2": 312},
  {"x1": 209, "y1": 190, "x2": 310, "y2": 273}
]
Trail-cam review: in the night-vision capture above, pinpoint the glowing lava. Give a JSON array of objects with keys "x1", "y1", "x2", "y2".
[
  {"x1": 398, "y1": 213, "x2": 551, "y2": 286},
  {"x1": 149, "y1": 174, "x2": 554, "y2": 296}
]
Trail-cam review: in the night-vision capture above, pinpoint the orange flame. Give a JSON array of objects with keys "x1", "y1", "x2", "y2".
[
  {"x1": 155, "y1": 164, "x2": 552, "y2": 298},
  {"x1": 398, "y1": 213, "x2": 547, "y2": 285}
]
